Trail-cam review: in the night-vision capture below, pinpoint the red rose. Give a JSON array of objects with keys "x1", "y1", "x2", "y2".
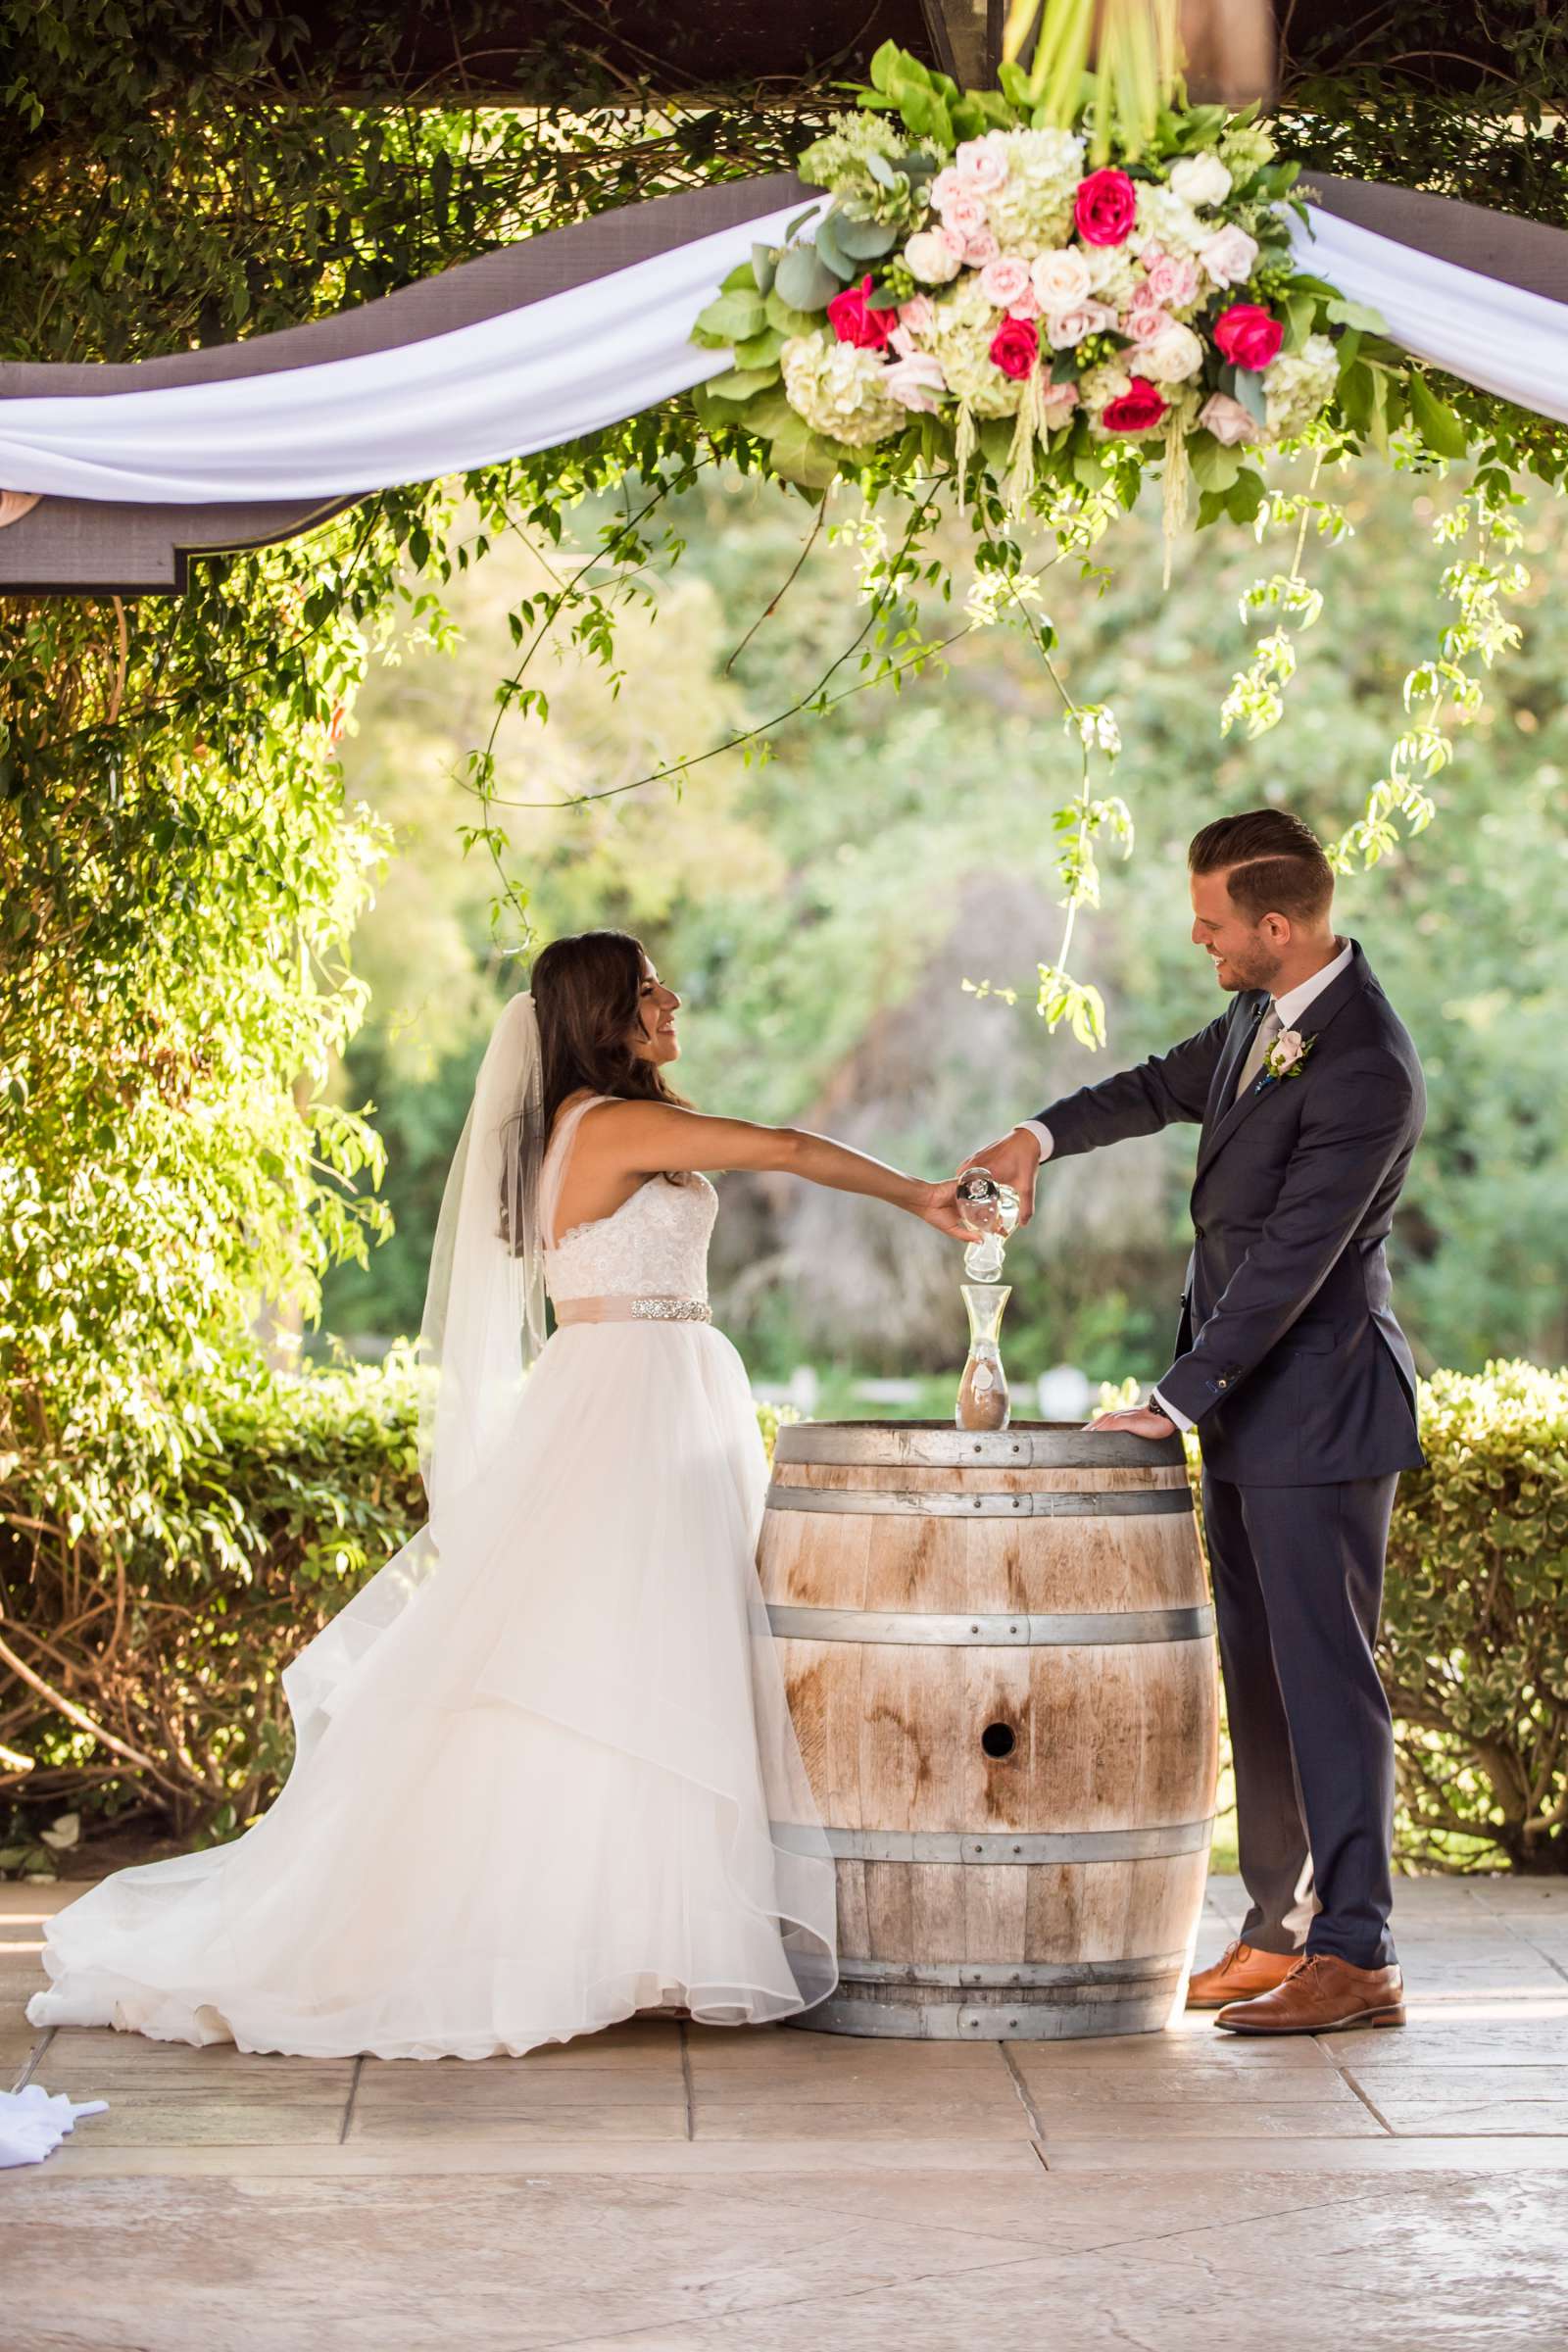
[
  {"x1": 1101, "y1": 376, "x2": 1166, "y2": 434},
  {"x1": 989, "y1": 316, "x2": 1040, "y2": 381},
  {"x1": 1213, "y1": 302, "x2": 1283, "y2": 371},
  {"x1": 826, "y1": 274, "x2": 899, "y2": 351},
  {"x1": 1073, "y1": 168, "x2": 1138, "y2": 248}
]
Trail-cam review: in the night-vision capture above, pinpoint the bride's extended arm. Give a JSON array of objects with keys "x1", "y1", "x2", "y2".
[{"x1": 592, "y1": 1102, "x2": 968, "y2": 1239}]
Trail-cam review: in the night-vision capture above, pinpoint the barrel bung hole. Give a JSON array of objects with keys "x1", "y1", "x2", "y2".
[{"x1": 981, "y1": 1721, "x2": 1016, "y2": 1761}]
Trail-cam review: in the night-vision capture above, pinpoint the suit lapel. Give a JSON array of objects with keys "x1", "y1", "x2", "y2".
[{"x1": 1195, "y1": 943, "x2": 1370, "y2": 1184}]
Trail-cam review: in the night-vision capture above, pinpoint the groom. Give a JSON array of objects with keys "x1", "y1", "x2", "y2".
[{"x1": 964, "y1": 808, "x2": 1425, "y2": 2034}]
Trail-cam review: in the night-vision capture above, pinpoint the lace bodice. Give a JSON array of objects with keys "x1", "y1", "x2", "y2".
[{"x1": 542, "y1": 1098, "x2": 716, "y2": 1305}]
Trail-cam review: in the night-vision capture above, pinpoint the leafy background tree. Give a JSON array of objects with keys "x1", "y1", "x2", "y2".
[{"x1": 322, "y1": 461, "x2": 1568, "y2": 1389}]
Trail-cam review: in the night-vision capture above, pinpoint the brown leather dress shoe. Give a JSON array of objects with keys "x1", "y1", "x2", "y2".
[
  {"x1": 1186, "y1": 1939, "x2": 1300, "y2": 2010},
  {"x1": 1216, "y1": 1952, "x2": 1405, "y2": 2034}
]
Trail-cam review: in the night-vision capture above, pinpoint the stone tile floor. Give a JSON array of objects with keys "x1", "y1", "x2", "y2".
[{"x1": 4, "y1": 1873, "x2": 1568, "y2": 2349}]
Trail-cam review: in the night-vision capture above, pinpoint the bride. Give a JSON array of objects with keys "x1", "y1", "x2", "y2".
[{"x1": 28, "y1": 929, "x2": 965, "y2": 2060}]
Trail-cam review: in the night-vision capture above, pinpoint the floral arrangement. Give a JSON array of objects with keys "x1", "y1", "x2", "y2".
[{"x1": 690, "y1": 44, "x2": 1468, "y2": 526}]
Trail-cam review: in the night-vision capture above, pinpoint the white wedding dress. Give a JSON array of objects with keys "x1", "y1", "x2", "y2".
[{"x1": 26, "y1": 1093, "x2": 837, "y2": 2059}]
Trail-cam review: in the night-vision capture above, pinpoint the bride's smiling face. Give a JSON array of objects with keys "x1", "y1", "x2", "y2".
[{"x1": 630, "y1": 959, "x2": 682, "y2": 1064}]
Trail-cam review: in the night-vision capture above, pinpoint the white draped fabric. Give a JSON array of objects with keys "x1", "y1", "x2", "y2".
[
  {"x1": 0, "y1": 195, "x2": 1564, "y2": 506},
  {"x1": 0, "y1": 199, "x2": 821, "y2": 504}
]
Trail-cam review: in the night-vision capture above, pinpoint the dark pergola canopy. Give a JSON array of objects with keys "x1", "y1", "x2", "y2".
[{"x1": 99, "y1": 3, "x2": 1527, "y2": 106}]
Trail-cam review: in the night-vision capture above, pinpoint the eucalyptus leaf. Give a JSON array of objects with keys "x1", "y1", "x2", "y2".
[
  {"x1": 773, "y1": 243, "x2": 842, "y2": 312},
  {"x1": 751, "y1": 243, "x2": 777, "y2": 296},
  {"x1": 1234, "y1": 368, "x2": 1269, "y2": 427},
  {"x1": 835, "y1": 214, "x2": 899, "y2": 262},
  {"x1": 811, "y1": 213, "x2": 861, "y2": 284}
]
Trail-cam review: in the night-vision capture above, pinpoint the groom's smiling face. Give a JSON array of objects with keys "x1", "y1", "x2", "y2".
[{"x1": 1190, "y1": 867, "x2": 1287, "y2": 996}]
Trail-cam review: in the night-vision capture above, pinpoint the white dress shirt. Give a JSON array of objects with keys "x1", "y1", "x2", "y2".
[{"x1": 1017, "y1": 941, "x2": 1354, "y2": 1429}]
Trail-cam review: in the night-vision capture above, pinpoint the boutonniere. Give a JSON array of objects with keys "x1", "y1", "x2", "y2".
[{"x1": 1257, "y1": 1028, "x2": 1315, "y2": 1089}]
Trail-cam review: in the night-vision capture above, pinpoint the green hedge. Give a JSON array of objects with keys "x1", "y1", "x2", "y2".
[
  {"x1": 2, "y1": 1359, "x2": 1564, "y2": 1874},
  {"x1": 1383, "y1": 1362, "x2": 1568, "y2": 1871}
]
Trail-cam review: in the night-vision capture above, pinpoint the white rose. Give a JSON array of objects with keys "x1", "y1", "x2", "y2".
[
  {"x1": 1137, "y1": 321, "x2": 1204, "y2": 383},
  {"x1": 1199, "y1": 223, "x2": 1259, "y2": 289},
  {"x1": 904, "y1": 229, "x2": 962, "y2": 285},
  {"x1": 1168, "y1": 153, "x2": 1233, "y2": 210},
  {"x1": 1045, "y1": 298, "x2": 1116, "y2": 350},
  {"x1": 1030, "y1": 247, "x2": 1093, "y2": 312},
  {"x1": 1270, "y1": 1029, "x2": 1305, "y2": 1071}
]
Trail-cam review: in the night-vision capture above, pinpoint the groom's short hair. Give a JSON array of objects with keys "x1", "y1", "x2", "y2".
[{"x1": 1189, "y1": 809, "x2": 1335, "y2": 928}]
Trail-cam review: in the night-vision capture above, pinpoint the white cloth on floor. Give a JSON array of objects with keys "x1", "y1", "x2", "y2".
[{"x1": 0, "y1": 2083, "x2": 108, "y2": 2167}]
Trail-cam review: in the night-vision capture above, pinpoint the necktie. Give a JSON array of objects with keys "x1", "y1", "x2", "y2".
[{"x1": 1233, "y1": 1005, "x2": 1284, "y2": 1102}]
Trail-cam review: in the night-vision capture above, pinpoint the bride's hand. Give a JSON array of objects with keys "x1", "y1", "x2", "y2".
[{"x1": 917, "y1": 1179, "x2": 973, "y2": 1242}]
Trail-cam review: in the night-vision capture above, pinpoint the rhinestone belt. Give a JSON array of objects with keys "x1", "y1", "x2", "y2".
[{"x1": 554, "y1": 1295, "x2": 711, "y2": 1326}]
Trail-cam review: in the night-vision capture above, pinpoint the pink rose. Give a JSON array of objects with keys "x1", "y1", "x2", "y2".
[
  {"x1": 885, "y1": 352, "x2": 948, "y2": 414},
  {"x1": 955, "y1": 135, "x2": 1009, "y2": 195},
  {"x1": 1045, "y1": 298, "x2": 1116, "y2": 350},
  {"x1": 979, "y1": 254, "x2": 1033, "y2": 310},
  {"x1": 989, "y1": 316, "x2": 1040, "y2": 380},
  {"x1": 1040, "y1": 380, "x2": 1079, "y2": 427},
  {"x1": 1214, "y1": 302, "x2": 1283, "y2": 370},
  {"x1": 898, "y1": 294, "x2": 936, "y2": 339},
  {"x1": 1006, "y1": 285, "x2": 1042, "y2": 321},
  {"x1": 963, "y1": 227, "x2": 1001, "y2": 269},
  {"x1": 1144, "y1": 252, "x2": 1199, "y2": 310},
  {"x1": 1101, "y1": 376, "x2": 1166, "y2": 433},
  {"x1": 826, "y1": 275, "x2": 900, "y2": 352},
  {"x1": 1124, "y1": 303, "x2": 1172, "y2": 346},
  {"x1": 1199, "y1": 223, "x2": 1259, "y2": 289},
  {"x1": 930, "y1": 168, "x2": 965, "y2": 214},
  {"x1": 1074, "y1": 167, "x2": 1139, "y2": 247},
  {"x1": 1197, "y1": 391, "x2": 1259, "y2": 446},
  {"x1": 935, "y1": 188, "x2": 988, "y2": 240}
]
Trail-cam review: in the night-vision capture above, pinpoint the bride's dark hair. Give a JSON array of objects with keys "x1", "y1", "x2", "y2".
[{"x1": 532, "y1": 929, "x2": 689, "y2": 1129}]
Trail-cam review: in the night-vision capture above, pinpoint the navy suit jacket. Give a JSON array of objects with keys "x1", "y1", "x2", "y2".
[{"x1": 1035, "y1": 942, "x2": 1426, "y2": 1486}]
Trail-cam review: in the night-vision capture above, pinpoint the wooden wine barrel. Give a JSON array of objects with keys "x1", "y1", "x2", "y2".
[{"x1": 759, "y1": 1420, "x2": 1217, "y2": 2040}]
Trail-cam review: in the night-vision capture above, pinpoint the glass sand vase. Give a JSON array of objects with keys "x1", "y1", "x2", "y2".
[{"x1": 956, "y1": 1283, "x2": 1011, "y2": 1433}]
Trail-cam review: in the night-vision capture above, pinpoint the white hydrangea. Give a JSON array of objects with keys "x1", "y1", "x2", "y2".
[
  {"x1": 1083, "y1": 240, "x2": 1139, "y2": 308},
  {"x1": 1264, "y1": 333, "x2": 1338, "y2": 442},
  {"x1": 1132, "y1": 183, "x2": 1206, "y2": 264},
  {"x1": 925, "y1": 274, "x2": 1022, "y2": 416},
  {"x1": 780, "y1": 332, "x2": 903, "y2": 446},
  {"x1": 982, "y1": 126, "x2": 1086, "y2": 253}
]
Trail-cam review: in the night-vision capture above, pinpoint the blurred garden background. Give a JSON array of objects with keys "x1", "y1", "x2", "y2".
[{"x1": 321, "y1": 462, "x2": 1568, "y2": 1400}]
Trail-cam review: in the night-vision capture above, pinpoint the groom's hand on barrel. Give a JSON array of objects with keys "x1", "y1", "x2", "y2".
[
  {"x1": 1087, "y1": 1405, "x2": 1177, "y2": 1440},
  {"x1": 956, "y1": 1126, "x2": 1042, "y2": 1225}
]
